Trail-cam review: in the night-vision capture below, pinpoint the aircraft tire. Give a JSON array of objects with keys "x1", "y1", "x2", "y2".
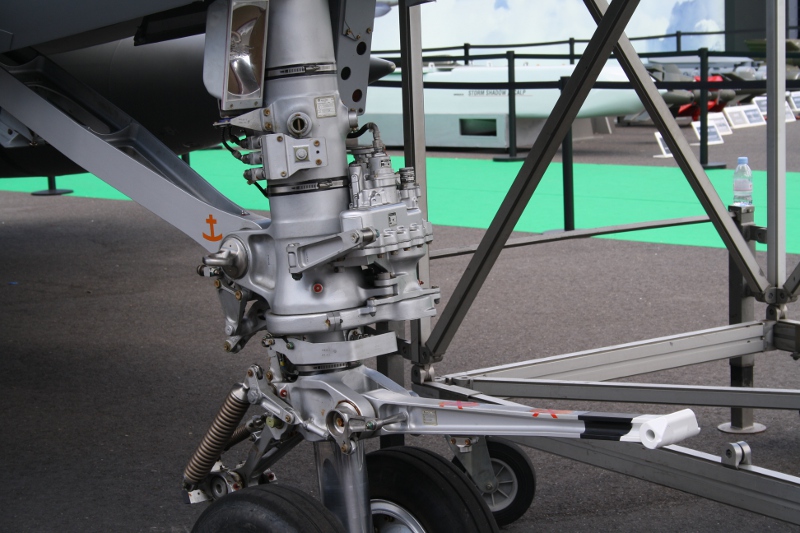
[
  {"x1": 191, "y1": 483, "x2": 346, "y2": 533},
  {"x1": 452, "y1": 437, "x2": 536, "y2": 526},
  {"x1": 368, "y1": 446, "x2": 499, "y2": 532}
]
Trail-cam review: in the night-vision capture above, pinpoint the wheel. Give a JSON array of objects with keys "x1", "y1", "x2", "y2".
[
  {"x1": 452, "y1": 437, "x2": 536, "y2": 526},
  {"x1": 191, "y1": 483, "x2": 346, "y2": 533},
  {"x1": 367, "y1": 446, "x2": 499, "y2": 533}
]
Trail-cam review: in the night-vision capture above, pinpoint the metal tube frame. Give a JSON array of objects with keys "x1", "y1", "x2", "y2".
[{"x1": 413, "y1": 0, "x2": 799, "y2": 524}]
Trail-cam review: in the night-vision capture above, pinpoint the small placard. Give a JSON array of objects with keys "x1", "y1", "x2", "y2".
[
  {"x1": 785, "y1": 100, "x2": 797, "y2": 122},
  {"x1": 691, "y1": 121, "x2": 724, "y2": 145},
  {"x1": 653, "y1": 131, "x2": 673, "y2": 158},
  {"x1": 422, "y1": 410, "x2": 438, "y2": 426},
  {"x1": 724, "y1": 106, "x2": 748, "y2": 128},
  {"x1": 743, "y1": 104, "x2": 766, "y2": 125},
  {"x1": 708, "y1": 112, "x2": 733, "y2": 135},
  {"x1": 753, "y1": 96, "x2": 768, "y2": 116},
  {"x1": 790, "y1": 91, "x2": 800, "y2": 111},
  {"x1": 314, "y1": 96, "x2": 337, "y2": 118}
]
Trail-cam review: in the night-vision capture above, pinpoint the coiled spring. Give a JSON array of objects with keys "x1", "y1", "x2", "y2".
[{"x1": 183, "y1": 383, "x2": 250, "y2": 487}]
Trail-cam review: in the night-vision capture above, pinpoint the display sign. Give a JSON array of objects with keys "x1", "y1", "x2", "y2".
[{"x1": 691, "y1": 121, "x2": 724, "y2": 145}]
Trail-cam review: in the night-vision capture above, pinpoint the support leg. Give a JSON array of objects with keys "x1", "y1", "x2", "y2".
[
  {"x1": 314, "y1": 440, "x2": 373, "y2": 533},
  {"x1": 720, "y1": 205, "x2": 766, "y2": 434}
]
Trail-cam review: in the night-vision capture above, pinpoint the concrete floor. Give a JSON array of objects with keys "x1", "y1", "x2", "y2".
[{"x1": 2, "y1": 123, "x2": 800, "y2": 532}]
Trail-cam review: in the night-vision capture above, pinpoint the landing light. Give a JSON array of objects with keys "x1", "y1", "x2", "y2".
[{"x1": 204, "y1": 0, "x2": 269, "y2": 113}]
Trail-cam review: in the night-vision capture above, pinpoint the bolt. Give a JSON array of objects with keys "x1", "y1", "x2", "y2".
[
  {"x1": 223, "y1": 341, "x2": 232, "y2": 352},
  {"x1": 365, "y1": 421, "x2": 376, "y2": 431},
  {"x1": 263, "y1": 109, "x2": 270, "y2": 116},
  {"x1": 266, "y1": 370, "x2": 274, "y2": 381},
  {"x1": 284, "y1": 415, "x2": 292, "y2": 423},
  {"x1": 213, "y1": 279, "x2": 221, "y2": 289},
  {"x1": 314, "y1": 140, "x2": 320, "y2": 147},
  {"x1": 277, "y1": 136, "x2": 283, "y2": 142},
  {"x1": 341, "y1": 444, "x2": 350, "y2": 454},
  {"x1": 235, "y1": 290, "x2": 243, "y2": 301},
  {"x1": 484, "y1": 482, "x2": 494, "y2": 491},
  {"x1": 247, "y1": 369, "x2": 254, "y2": 377},
  {"x1": 351, "y1": 232, "x2": 360, "y2": 242},
  {"x1": 336, "y1": 417, "x2": 344, "y2": 428},
  {"x1": 312, "y1": 283, "x2": 323, "y2": 293},
  {"x1": 316, "y1": 159, "x2": 322, "y2": 166},
  {"x1": 280, "y1": 171, "x2": 287, "y2": 177},
  {"x1": 367, "y1": 27, "x2": 373, "y2": 34},
  {"x1": 286, "y1": 341, "x2": 295, "y2": 350},
  {"x1": 280, "y1": 389, "x2": 288, "y2": 398},
  {"x1": 465, "y1": 438, "x2": 471, "y2": 446},
  {"x1": 450, "y1": 438, "x2": 456, "y2": 445}
]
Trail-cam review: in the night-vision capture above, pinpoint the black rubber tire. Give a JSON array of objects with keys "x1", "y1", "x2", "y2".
[
  {"x1": 452, "y1": 437, "x2": 536, "y2": 526},
  {"x1": 191, "y1": 483, "x2": 346, "y2": 533},
  {"x1": 368, "y1": 446, "x2": 499, "y2": 533}
]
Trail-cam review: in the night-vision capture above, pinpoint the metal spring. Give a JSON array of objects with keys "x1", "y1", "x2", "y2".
[
  {"x1": 183, "y1": 383, "x2": 250, "y2": 486},
  {"x1": 224, "y1": 423, "x2": 253, "y2": 452}
]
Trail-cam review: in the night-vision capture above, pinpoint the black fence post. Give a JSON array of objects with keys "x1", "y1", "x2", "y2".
[
  {"x1": 569, "y1": 37, "x2": 576, "y2": 64},
  {"x1": 493, "y1": 50, "x2": 526, "y2": 162},
  {"x1": 463, "y1": 42, "x2": 471, "y2": 65},
  {"x1": 676, "y1": 30, "x2": 682, "y2": 52},
  {"x1": 699, "y1": 47, "x2": 725, "y2": 170},
  {"x1": 560, "y1": 76, "x2": 575, "y2": 231}
]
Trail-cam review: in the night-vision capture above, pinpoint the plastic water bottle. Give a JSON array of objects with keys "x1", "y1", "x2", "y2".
[{"x1": 732, "y1": 156, "x2": 752, "y2": 206}]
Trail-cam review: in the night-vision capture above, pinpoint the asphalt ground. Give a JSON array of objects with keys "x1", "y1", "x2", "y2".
[{"x1": 2, "y1": 122, "x2": 800, "y2": 532}]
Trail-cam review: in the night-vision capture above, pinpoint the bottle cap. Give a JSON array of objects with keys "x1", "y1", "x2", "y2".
[{"x1": 738, "y1": 156, "x2": 748, "y2": 165}]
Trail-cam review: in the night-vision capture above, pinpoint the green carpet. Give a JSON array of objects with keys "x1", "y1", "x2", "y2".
[{"x1": 2, "y1": 149, "x2": 797, "y2": 253}]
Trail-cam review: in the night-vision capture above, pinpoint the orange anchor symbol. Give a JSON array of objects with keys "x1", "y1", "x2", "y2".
[{"x1": 202, "y1": 214, "x2": 223, "y2": 242}]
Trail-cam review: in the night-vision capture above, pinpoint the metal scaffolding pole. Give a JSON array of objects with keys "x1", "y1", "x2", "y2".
[
  {"x1": 424, "y1": 0, "x2": 642, "y2": 360},
  {"x1": 584, "y1": 0, "x2": 769, "y2": 299},
  {"x1": 767, "y1": 0, "x2": 787, "y2": 291}
]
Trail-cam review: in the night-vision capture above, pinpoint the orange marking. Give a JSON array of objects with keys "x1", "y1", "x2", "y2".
[
  {"x1": 530, "y1": 408, "x2": 573, "y2": 419},
  {"x1": 438, "y1": 401, "x2": 480, "y2": 410},
  {"x1": 202, "y1": 214, "x2": 223, "y2": 242}
]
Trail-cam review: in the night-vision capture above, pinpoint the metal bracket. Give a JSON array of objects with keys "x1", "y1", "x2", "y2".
[
  {"x1": 262, "y1": 133, "x2": 328, "y2": 180},
  {"x1": 286, "y1": 227, "x2": 377, "y2": 274},
  {"x1": 722, "y1": 441, "x2": 753, "y2": 469},
  {"x1": 446, "y1": 436, "x2": 499, "y2": 494},
  {"x1": 771, "y1": 320, "x2": 800, "y2": 352}
]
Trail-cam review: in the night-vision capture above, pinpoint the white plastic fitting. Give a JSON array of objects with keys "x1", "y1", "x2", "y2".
[{"x1": 640, "y1": 409, "x2": 701, "y2": 449}]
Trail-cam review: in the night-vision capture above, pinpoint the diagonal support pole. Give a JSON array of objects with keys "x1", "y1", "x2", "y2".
[
  {"x1": 424, "y1": 0, "x2": 641, "y2": 359},
  {"x1": 585, "y1": 0, "x2": 769, "y2": 298}
]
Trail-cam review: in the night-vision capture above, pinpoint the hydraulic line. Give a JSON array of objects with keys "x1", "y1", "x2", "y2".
[{"x1": 183, "y1": 383, "x2": 250, "y2": 487}]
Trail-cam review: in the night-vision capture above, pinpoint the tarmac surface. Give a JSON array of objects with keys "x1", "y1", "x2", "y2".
[{"x1": 2, "y1": 122, "x2": 800, "y2": 532}]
